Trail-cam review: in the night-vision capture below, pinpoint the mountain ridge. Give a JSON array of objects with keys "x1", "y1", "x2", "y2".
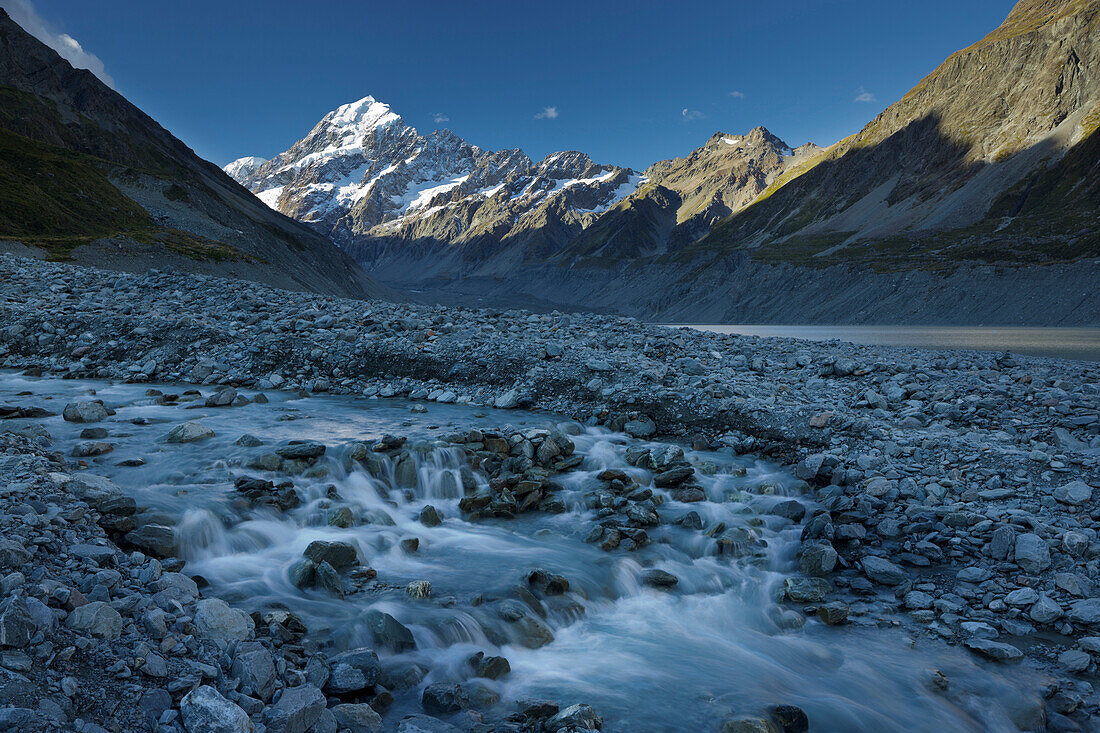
[
  {"x1": 226, "y1": 101, "x2": 817, "y2": 282},
  {"x1": 698, "y1": 0, "x2": 1100, "y2": 266}
]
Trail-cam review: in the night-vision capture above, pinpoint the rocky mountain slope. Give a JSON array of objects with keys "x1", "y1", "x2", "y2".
[
  {"x1": 436, "y1": 0, "x2": 1100, "y2": 324},
  {"x1": 0, "y1": 9, "x2": 393, "y2": 300},
  {"x1": 558, "y1": 128, "x2": 821, "y2": 261},
  {"x1": 698, "y1": 0, "x2": 1100, "y2": 268}
]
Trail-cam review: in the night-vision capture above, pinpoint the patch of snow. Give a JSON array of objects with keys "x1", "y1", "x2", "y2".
[
  {"x1": 721, "y1": 137, "x2": 741, "y2": 146},
  {"x1": 478, "y1": 183, "x2": 506, "y2": 198},
  {"x1": 329, "y1": 96, "x2": 400, "y2": 132},
  {"x1": 256, "y1": 186, "x2": 284, "y2": 209},
  {"x1": 392, "y1": 174, "x2": 471, "y2": 212},
  {"x1": 573, "y1": 173, "x2": 647, "y2": 213},
  {"x1": 350, "y1": 163, "x2": 399, "y2": 203}
]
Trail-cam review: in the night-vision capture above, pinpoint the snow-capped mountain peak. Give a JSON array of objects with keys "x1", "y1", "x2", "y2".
[
  {"x1": 225, "y1": 94, "x2": 641, "y2": 249},
  {"x1": 224, "y1": 155, "x2": 267, "y2": 180},
  {"x1": 327, "y1": 95, "x2": 401, "y2": 132}
]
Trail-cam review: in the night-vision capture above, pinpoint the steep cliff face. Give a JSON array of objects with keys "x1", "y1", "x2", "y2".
[
  {"x1": 700, "y1": 0, "x2": 1100, "y2": 267},
  {"x1": 0, "y1": 10, "x2": 392, "y2": 300}
]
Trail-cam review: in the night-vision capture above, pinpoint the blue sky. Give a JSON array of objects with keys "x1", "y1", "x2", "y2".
[{"x1": 8, "y1": 0, "x2": 1014, "y2": 169}]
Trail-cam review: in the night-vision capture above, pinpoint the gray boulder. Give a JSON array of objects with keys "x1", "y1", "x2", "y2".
[
  {"x1": 124, "y1": 524, "x2": 176, "y2": 557},
  {"x1": 264, "y1": 684, "x2": 325, "y2": 733},
  {"x1": 180, "y1": 685, "x2": 252, "y2": 733},
  {"x1": 1069, "y1": 599, "x2": 1100, "y2": 626},
  {"x1": 276, "y1": 442, "x2": 326, "y2": 460},
  {"x1": 546, "y1": 704, "x2": 603, "y2": 732},
  {"x1": 397, "y1": 715, "x2": 461, "y2": 733},
  {"x1": 205, "y1": 387, "x2": 238, "y2": 407},
  {"x1": 62, "y1": 474, "x2": 136, "y2": 516},
  {"x1": 231, "y1": 643, "x2": 276, "y2": 701},
  {"x1": 303, "y1": 540, "x2": 359, "y2": 570},
  {"x1": 493, "y1": 389, "x2": 519, "y2": 409},
  {"x1": 327, "y1": 647, "x2": 380, "y2": 687},
  {"x1": 799, "y1": 544, "x2": 837, "y2": 576},
  {"x1": 1053, "y1": 480, "x2": 1092, "y2": 506},
  {"x1": 0, "y1": 539, "x2": 30, "y2": 571},
  {"x1": 365, "y1": 610, "x2": 416, "y2": 651},
  {"x1": 63, "y1": 401, "x2": 109, "y2": 423},
  {"x1": 0, "y1": 597, "x2": 35, "y2": 647},
  {"x1": 1014, "y1": 533, "x2": 1051, "y2": 573},
  {"x1": 421, "y1": 683, "x2": 470, "y2": 714},
  {"x1": 861, "y1": 556, "x2": 907, "y2": 585},
  {"x1": 194, "y1": 599, "x2": 254, "y2": 644},
  {"x1": 623, "y1": 416, "x2": 657, "y2": 438},
  {"x1": 331, "y1": 704, "x2": 383, "y2": 733},
  {"x1": 65, "y1": 601, "x2": 123, "y2": 639},
  {"x1": 964, "y1": 639, "x2": 1023, "y2": 662},
  {"x1": 167, "y1": 421, "x2": 215, "y2": 443}
]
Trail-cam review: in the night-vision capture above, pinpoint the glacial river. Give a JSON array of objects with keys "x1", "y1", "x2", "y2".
[
  {"x1": 0, "y1": 372, "x2": 1047, "y2": 732},
  {"x1": 673, "y1": 325, "x2": 1100, "y2": 362}
]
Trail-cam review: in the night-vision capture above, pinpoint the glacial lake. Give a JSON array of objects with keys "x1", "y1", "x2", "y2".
[{"x1": 673, "y1": 325, "x2": 1100, "y2": 362}]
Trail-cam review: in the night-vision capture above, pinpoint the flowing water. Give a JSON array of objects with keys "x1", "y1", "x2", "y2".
[{"x1": 0, "y1": 372, "x2": 1048, "y2": 732}]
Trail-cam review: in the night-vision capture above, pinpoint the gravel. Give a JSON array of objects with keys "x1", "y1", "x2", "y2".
[{"x1": 1, "y1": 254, "x2": 1099, "y2": 729}]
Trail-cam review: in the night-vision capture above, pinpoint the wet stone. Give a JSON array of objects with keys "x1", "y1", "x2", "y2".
[{"x1": 303, "y1": 540, "x2": 359, "y2": 570}]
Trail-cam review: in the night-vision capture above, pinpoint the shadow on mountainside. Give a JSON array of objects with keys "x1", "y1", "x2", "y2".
[{"x1": 693, "y1": 110, "x2": 1100, "y2": 271}]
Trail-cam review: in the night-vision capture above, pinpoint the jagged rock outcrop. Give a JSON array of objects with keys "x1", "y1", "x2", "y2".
[
  {"x1": 558, "y1": 127, "x2": 820, "y2": 261},
  {"x1": 0, "y1": 9, "x2": 394, "y2": 300}
]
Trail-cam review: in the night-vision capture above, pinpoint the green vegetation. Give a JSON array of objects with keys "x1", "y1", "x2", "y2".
[
  {"x1": 0, "y1": 86, "x2": 186, "y2": 180},
  {"x1": 0, "y1": 126, "x2": 152, "y2": 239},
  {"x1": 0, "y1": 84, "x2": 256, "y2": 263},
  {"x1": 0, "y1": 123, "x2": 245, "y2": 263}
]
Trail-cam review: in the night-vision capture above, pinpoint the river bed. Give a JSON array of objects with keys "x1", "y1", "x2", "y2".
[{"x1": 0, "y1": 372, "x2": 1050, "y2": 732}]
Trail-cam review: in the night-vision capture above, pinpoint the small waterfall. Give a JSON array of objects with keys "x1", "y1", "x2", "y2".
[{"x1": 175, "y1": 508, "x2": 231, "y2": 561}]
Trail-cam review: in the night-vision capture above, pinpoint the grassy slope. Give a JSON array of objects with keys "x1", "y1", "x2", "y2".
[{"x1": 0, "y1": 86, "x2": 243, "y2": 261}]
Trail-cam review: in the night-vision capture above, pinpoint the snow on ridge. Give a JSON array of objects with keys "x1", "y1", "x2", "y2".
[
  {"x1": 229, "y1": 92, "x2": 643, "y2": 235},
  {"x1": 721, "y1": 137, "x2": 741, "y2": 146},
  {"x1": 573, "y1": 173, "x2": 646, "y2": 214},
  {"x1": 224, "y1": 156, "x2": 267, "y2": 178}
]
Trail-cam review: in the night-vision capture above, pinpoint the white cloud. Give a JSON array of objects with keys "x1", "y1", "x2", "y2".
[
  {"x1": 534, "y1": 106, "x2": 559, "y2": 120},
  {"x1": 729, "y1": 91, "x2": 745, "y2": 99},
  {"x1": 1, "y1": 0, "x2": 114, "y2": 87},
  {"x1": 432, "y1": 112, "x2": 450, "y2": 124},
  {"x1": 854, "y1": 86, "x2": 875, "y2": 103},
  {"x1": 681, "y1": 108, "x2": 705, "y2": 121}
]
